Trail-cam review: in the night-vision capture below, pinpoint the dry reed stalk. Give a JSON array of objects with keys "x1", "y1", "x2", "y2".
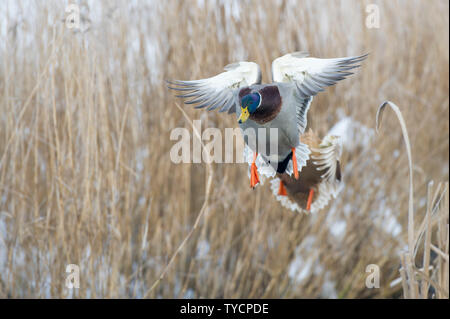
[
  {"x1": 144, "y1": 102, "x2": 214, "y2": 297},
  {"x1": 377, "y1": 101, "x2": 415, "y2": 258},
  {"x1": 377, "y1": 101, "x2": 449, "y2": 299}
]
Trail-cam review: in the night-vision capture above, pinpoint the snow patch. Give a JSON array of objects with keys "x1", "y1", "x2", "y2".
[{"x1": 196, "y1": 240, "x2": 210, "y2": 259}]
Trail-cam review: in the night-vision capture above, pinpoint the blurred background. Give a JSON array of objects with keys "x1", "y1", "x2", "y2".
[{"x1": 0, "y1": 0, "x2": 448, "y2": 298}]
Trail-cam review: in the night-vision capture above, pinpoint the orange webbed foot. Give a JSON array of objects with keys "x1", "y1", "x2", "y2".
[
  {"x1": 306, "y1": 188, "x2": 314, "y2": 211},
  {"x1": 250, "y1": 152, "x2": 260, "y2": 188},
  {"x1": 291, "y1": 147, "x2": 299, "y2": 179},
  {"x1": 278, "y1": 180, "x2": 287, "y2": 196}
]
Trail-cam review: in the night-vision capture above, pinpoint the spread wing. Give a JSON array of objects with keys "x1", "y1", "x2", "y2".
[
  {"x1": 271, "y1": 52, "x2": 368, "y2": 133},
  {"x1": 311, "y1": 135, "x2": 343, "y2": 182},
  {"x1": 167, "y1": 62, "x2": 261, "y2": 114}
]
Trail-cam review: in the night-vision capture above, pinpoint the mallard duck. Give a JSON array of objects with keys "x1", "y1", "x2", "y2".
[
  {"x1": 270, "y1": 129, "x2": 342, "y2": 213},
  {"x1": 168, "y1": 51, "x2": 366, "y2": 194}
]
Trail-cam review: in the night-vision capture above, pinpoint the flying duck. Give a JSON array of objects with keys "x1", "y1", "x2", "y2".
[{"x1": 168, "y1": 52, "x2": 366, "y2": 210}]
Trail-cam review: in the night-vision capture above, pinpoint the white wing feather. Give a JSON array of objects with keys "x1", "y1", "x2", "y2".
[
  {"x1": 272, "y1": 52, "x2": 367, "y2": 85},
  {"x1": 311, "y1": 135, "x2": 342, "y2": 182},
  {"x1": 271, "y1": 52, "x2": 367, "y2": 134},
  {"x1": 168, "y1": 62, "x2": 261, "y2": 114},
  {"x1": 270, "y1": 178, "x2": 303, "y2": 212}
]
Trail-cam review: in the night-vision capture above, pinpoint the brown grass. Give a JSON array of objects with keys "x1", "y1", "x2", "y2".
[{"x1": 0, "y1": 0, "x2": 448, "y2": 298}]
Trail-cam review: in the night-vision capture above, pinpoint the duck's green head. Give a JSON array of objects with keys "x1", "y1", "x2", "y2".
[{"x1": 238, "y1": 93, "x2": 261, "y2": 124}]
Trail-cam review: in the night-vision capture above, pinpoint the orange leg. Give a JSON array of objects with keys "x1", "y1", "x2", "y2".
[
  {"x1": 291, "y1": 147, "x2": 299, "y2": 179},
  {"x1": 250, "y1": 152, "x2": 260, "y2": 188},
  {"x1": 306, "y1": 188, "x2": 314, "y2": 211},
  {"x1": 278, "y1": 180, "x2": 287, "y2": 196}
]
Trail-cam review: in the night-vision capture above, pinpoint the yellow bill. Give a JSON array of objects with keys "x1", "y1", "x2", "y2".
[{"x1": 238, "y1": 107, "x2": 250, "y2": 124}]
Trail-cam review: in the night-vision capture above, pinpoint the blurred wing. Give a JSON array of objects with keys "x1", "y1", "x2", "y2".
[
  {"x1": 311, "y1": 135, "x2": 342, "y2": 182},
  {"x1": 167, "y1": 62, "x2": 261, "y2": 114},
  {"x1": 270, "y1": 177, "x2": 302, "y2": 213},
  {"x1": 309, "y1": 134, "x2": 343, "y2": 212},
  {"x1": 309, "y1": 180, "x2": 342, "y2": 213},
  {"x1": 270, "y1": 176, "x2": 341, "y2": 214},
  {"x1": 272, "y1": 52, "x2": 367, "y2": 133}
]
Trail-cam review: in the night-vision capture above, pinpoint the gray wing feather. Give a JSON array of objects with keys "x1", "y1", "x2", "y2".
[
  {"x1": 294, "y1": 94, "x2": 312, "y2": 135},
  {"x1": 167, "y1": 61, "x2": 261, "y2": 114},
  {"x1": 294, "y1": 54, "x2": 368, "y2": 99},
  {"x1": 168, "y1": 79, "x2": 238, "y2": 113},
  {"x1": 273, "y1": 53, "x2": 367, "y2": 134}
]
